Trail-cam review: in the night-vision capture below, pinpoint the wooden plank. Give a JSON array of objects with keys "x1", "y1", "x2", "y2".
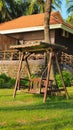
[{"x1": 10, "y1": 42, "x2": 67, "y2": 52}]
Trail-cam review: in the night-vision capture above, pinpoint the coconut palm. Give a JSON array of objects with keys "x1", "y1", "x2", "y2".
[
  {"x1": 27, "y1": 0, "x2": 45, "y2": 15},
  {"x1": 0, "y1": 0, "x2": 3, "y2": 11},
  {"x1": 52, "y1": 0, "x2": 62, "y2": 11},
  {"x1": 66, "y1": 0, "x2": 73, "y2": 14},
  {"x1": 0, "y1": 0, "x2": 29, "y2": 23},
  {"x1": 0, "y1": 0, "x2": 11, "y2": 22},
  {"x1": 66, "y1": 14, "x2": 73, "y2": 25}
]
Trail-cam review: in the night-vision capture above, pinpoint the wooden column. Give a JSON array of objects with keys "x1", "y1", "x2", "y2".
[
  {"x1": 55, "y1": 53, "x2": 69, "y2": 99},
  {"x1": 43, "y1": 51, "x2": 53, "y2": 102}
]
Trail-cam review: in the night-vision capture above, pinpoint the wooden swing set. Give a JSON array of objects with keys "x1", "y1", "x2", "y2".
[{"x1": 10, "y1": 42, "x2": 69, "y2": 102}]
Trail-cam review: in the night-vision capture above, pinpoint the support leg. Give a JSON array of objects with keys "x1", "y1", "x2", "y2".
[
  {"x1": 55, "y1": 53, "x2": 69, "y2": 99},
  {"x1": 43, "y1": 52, "x2": 53, "y2": 102},
  {"x1": 25, "y1": 58, "x2": 31, "y2": 79},
  {"x1": 13, "y1": 53, "x2": 24, "y2": 98}
]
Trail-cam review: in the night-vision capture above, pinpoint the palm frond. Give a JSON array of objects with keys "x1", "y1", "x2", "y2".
[
  {"x1": 67, "y1": 6, "x2": 73, "y2": 13},
  {"x1": 52, "y1": 0, "x2": 62, "y2": 11},
  {"x1": 0, "y1": 0, "x2": 3, "y2": 11}
]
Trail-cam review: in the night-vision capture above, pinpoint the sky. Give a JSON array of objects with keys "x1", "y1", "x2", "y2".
[
  {"x1": 61, "y1": 0, "x2": 68, "y2": 19},
  {"x1": 53, "y1": 0, "x2": 68, "y2": 20},
  {"x1": 55, "y1": 0, "x2": 73, "y2": 20}
]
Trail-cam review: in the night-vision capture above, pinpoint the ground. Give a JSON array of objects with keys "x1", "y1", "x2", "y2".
[{"x1": 0, "y1": 87, "x2": 73, "y2": 130}]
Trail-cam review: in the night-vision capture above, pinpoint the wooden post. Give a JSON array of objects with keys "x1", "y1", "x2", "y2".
[
  {"x1": 55, "y1": 53, "x2": 69, "y2": 99},
  {"x1": 13, "y1": 52, "x2": 24, "y2": 98},
  {"x1": 44, "y1": 52, "x2": 47, "y2": 76},
  {"x1": 25, "y1": 58, "x2": 31, "y2": 79},
  {"x1": 19, "y1": 51, "x2": 21, "y2": 60},
  {"x1": 43, "y1": 51, "x2": 53, "y2": 102},
  {"x1": 10, "y1": 52, "x2": 13, "y2": 60},
  {"x1": 4, "y1": 51, "x2": 6, "y2": 60}
]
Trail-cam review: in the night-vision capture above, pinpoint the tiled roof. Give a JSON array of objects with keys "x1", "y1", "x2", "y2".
[{"x1": 0, "y1": 11, "x2": 73, "y2": 31}]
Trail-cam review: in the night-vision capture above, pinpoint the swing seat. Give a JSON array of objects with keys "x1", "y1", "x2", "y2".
[
  {"x1": 28, "y1": 77, "x2": 54, "y2": 94},
  {"x1": 29, "y1": 78, "x2": 41, "y2": 93}
]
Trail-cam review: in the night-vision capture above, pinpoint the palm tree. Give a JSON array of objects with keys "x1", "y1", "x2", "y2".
[
  {"x1": 0, "y1": 0, "x2": 29, "y2": 23},
  {"x1": 0, "y1": 0, "x2": 13, "y2": 22},
  {"x1": 52, "y1": 0, "x2": 62, "y2": 10},
  {"x1": 52, "y1": 0, "x2": 63, "y2": 18},
  {"x1": 66, "y1": 0, "x2": 73, "y2": 14},
  {"x1": 66, "y1": 13, "x2": 73, "y2": 25},
  {"x1": 27, "y1": 0, "x2": 45, "y2": 15},
  {"x1": 0, "y1": 0, "x2": 3, "y2": 11},
  {"x1": 52, "y1": 0, "x2": 73, "y2": 20}
]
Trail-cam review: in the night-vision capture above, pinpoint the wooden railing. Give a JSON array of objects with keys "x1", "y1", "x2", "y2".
[
  {"x1": 0, "y1": 50, "x2": 73, "y2": 68},
  {"x1": 0, "y1": 50, "x2": 21, "y2": 60},
  {"x1": 61, "y1": 52, "x2": 73, "y2": 67}
]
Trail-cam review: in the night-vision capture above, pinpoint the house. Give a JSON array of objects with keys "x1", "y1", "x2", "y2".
[
  {"x1": 0, "y1": 11, "x2": 73, "y2": 78},
  {"x1": 0, "y1": 11, "x2": 73, "y2": 55}
]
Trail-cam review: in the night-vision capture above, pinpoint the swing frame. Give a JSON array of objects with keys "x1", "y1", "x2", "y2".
[{"x1": 10, "y1": 42, "x2": 69, "y2": 102}]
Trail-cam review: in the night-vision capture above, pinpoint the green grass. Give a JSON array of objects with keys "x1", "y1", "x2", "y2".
[{"x1": 0, "y1": 88, "x2": 73, "y2": 130}]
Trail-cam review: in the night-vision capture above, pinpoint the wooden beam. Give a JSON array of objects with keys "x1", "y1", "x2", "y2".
[
  {"x1": 13, "y1": 52, "x2": 31, "y2": 98},
  {"x1": 25, "y1": 58, "x2": 31, "y2": 79},
  {"x1": 13, "y1": 52, "x2": 24, "y2": 98},
  {"x1": 55, "y1": 53, "x2": 69, "y2": 99},
  {"x1": 43, "y1": 52, "x2": 53, "y2": 102}
]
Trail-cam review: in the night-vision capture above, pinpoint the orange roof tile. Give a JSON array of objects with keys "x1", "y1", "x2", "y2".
[{"x1": 0, "y1": 11, "x2": 73, "y2": 31}]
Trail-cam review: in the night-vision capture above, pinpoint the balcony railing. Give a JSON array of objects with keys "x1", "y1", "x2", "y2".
[
  {"x1": 61, "y1": 52, "x2": 73, "y2": 67},
  {"x1": 0, "y1": 50, "x2": 21, "y2": 60},
  {"x1": 0, "y1": 50, "x2": 73, "y2": 68}
]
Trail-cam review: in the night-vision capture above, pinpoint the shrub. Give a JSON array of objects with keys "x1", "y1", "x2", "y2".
[
  {"x1": 56, "y1": 70, "x2": 73, "y2": 87},
  {"x1": 0, "y1": 73, "x2": 11, "y2": 82},
  {"x1": 20, "y1": 79, "x2": 29, "y2": 87},
  {"x1": 0, "y1": 78, "x2": 4, "y2": 88},
  {"x1": 0, "y1": 73, "x2": 15, "y2": 88}
]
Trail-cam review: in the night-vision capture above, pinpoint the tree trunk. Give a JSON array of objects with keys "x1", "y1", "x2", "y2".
[
  {"x1": 44, "y1": 0, "x2": 52, "y2": 43},
  {"x1": 44, "y1": 0, "x2": 52, "y2": 69},
  {"x1": 44, "y1": 0, "x2": 56, "y2": 102}
]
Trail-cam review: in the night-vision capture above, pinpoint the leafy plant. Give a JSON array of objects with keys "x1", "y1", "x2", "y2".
[
  {"x1": 0, "y1": 73, "x2": 15, "y2": 88},
  {"x1": 0, "y1": 78, "x2": 4, "y2": 88},
  {"x1": 56, "y1": 71, "x2": 73, "y2": 87}
]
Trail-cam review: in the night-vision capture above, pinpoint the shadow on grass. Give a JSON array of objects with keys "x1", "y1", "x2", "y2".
[{"x1": 0, "y1": 95, "x2": 73, "y2": 112}]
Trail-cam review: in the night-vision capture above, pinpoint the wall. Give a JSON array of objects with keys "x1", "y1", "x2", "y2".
[
  {"x1": 55, "y1": 29, "x2": 73, "y2": 55},
  {"x1": 0, "y1": 59, "x2": 45, "y2": 78},
  {"x1": 7, "y1": 30, "x2": 55, "y2": 43},
  {"x1": 0, "y1": 34, "x2": 17, "y2": 50}
]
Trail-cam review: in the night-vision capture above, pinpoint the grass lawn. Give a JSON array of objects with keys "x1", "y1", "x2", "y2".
[{"x1": 0, "y1": 87, "x2": 73, "y2": 130}]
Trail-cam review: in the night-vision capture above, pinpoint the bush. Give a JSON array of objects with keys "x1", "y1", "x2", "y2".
[
  {"x1": 56, "y1": 70, "x2": 73, "y2": 87},
  {"x1": 0, "y1": 73, "x2": 11, "y2": 82},
  {"x1": 0, "y1": 74, "x2": 15, "y2": 88},
  {"x1": 0, "y1": 78, "x2": 4, "y2": 88},
  {"x1": 20, "y1": 79, "x2": 29, "y2": 87}
]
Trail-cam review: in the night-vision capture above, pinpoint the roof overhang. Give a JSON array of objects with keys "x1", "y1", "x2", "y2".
[{"x1": 0, "y1": 24, "x2": 73, "y2": 34}]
